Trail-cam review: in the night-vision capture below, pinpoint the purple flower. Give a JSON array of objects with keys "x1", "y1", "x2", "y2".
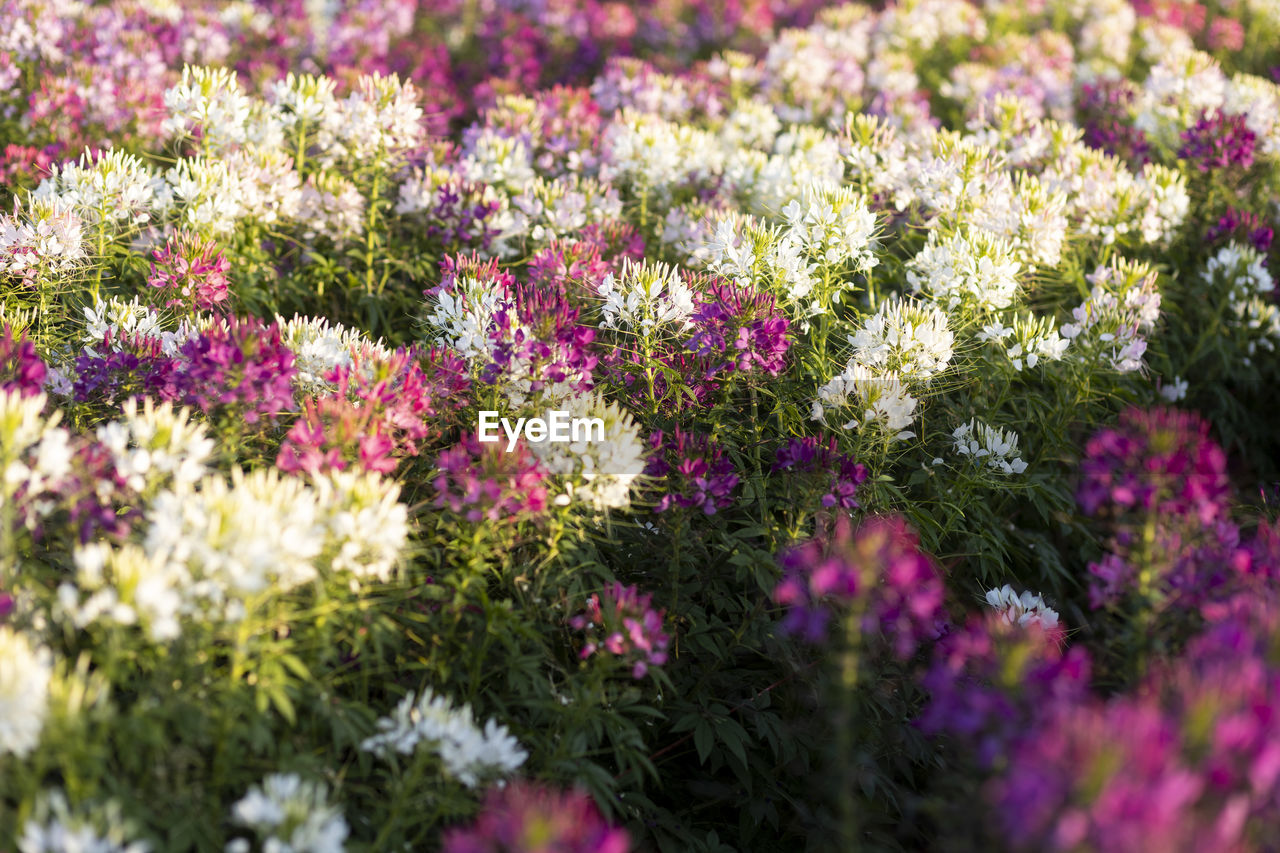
[
  {"x1": 1179, "y1": 110, "x2": 1257, "y2": 174},
  {"x1": 1078, "y1": 407, "x2": 1230, "y2": 527},
  {"x1": 432, "y1": 433, "x2": 550, "y2": 524},
  {"x1": 0, "y1": 324, "x2": 47, "y2": 396},
  {"x1": 1207, "y1": 207, "x2": 1273, "y2": 257},
  {"x1": 442, "y1": 781, "x2": 630, "y2": 853},
  {"x1": 645, "y1": 428, "x2": 740, "y2": 515},
  {"x1": 772, "y1": 436, "x2": 867, "y2": 510},
  {"x1": 686, "y1": 278, "x2": 790, "y2": 379},
  {"x1": 773, "y1": 515, "x2": 945, "y2": 657},
  {"x1": 180, "y1": 317, "x2": 296, "y2": 425},
  {"x1": 72, "y1": 331, "x2": 186, "y2": 407}
]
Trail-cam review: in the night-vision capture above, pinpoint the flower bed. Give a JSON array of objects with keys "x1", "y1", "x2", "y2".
[{"x1": 3, "y1": 0, "x2": 1280, "y2": 849}]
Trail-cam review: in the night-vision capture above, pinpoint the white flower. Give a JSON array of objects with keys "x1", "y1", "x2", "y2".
[
  {"x1": 779, "y1": 184, "x2": 880, "y2": 273},
  {"x1": 597, "y1": 259, "x2": 696, "y2": 334},
  {"x1": 329, "y1": 73, "x2": 424, "y2": 163},
  {"x1": 276, "y1": 314, "x2": 386, "y2": 394},
  {"x1": 422, "y1": 274, "x2": 505, "y2": 364},
  {"x1": 0, "y1": 199, "x2": 85, "y2": 287},
  {"x1": 526, "y1": 392, "x2": 647, "y2": 511},
  {"x1": 812, "y1": 364, "x2": 918, "y2": 440},
  {"x1": 1159, "y1": 376, "x2": 1188, "y2": 402},
  {"x1": 952, "y1": 418, "x2": 1029, "y2": 474},
  {"x1": 19, "y1": 791, "x2": 150, "y2": 853},
  {"x1": 361, "y1": 689, "x2": 527, "y2": 788},
  {"x1": 0, "y1": 626, "x2": 53, "y2": 758},
  {"x1": 985, "y1": 584, "x2": 1060, "y2": 629},
  {"x1": 32, "y1": 149, "x2": 170, "y2": 229},
  {"x1": 230, "y1": 774, "x2": 349, "y2": 853},
  {"x1": 162, "y1": 65, "x2": 255, "y2": 152},
  {"x1": 907, "y1": 229, "x2": 1021, "y2": 312},
  {"x1": 311, "y1": 470, "x2": 410, "y2": 585},
  {"x1": 849, "y1": 298, "x2": 955, "y2": 381},
  {"x1": 96, "y1": 399, "x2": 214, "y2": 496}
]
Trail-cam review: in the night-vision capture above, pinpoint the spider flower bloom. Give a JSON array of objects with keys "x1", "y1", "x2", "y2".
[
  {"x1": 1207, "y1": 207, "x2": 1273, "y2": 256},
  {"x1": 147, "y1": 230, "x2": 230, "y2": 311},
  {"x1": 686, "y1": 279, "x2": 790, "y2": 378},
  {"x1": 772, "y1": 435, "x2": 867, "y2": 510},
  {"x1": 0, "y1": 324, "x2": 47, "y2": 396},
  {"x1": 180, "y1": 317, "x2": 296, "y2": 426},
  {"x1": 773, "y1": 515, "x2": 945, "y2": 657},
  {"x1": 1077, "y1": 407, "x2": 1230, "y2": 525},
  {"x1": 1178, "y1": 110, "x2": 1257, "y2": 173},
  {"x1": 571, "y1": 582, "x2": 669, "y2": 679},
  {"x1": 645, "y1": 428, "x2": 740, "y2": 515},
  {"x1": 918, "y1": 612, "x2": 1088, "y2": 767},
  {"x1": 443, "y1": 781, "x2": 631, "y2": 853},
  {"x1": 433, "y1": 433, "x2": 550, "y2": 523}
]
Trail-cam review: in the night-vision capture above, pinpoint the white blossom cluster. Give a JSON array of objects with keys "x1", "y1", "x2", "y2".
[
  {"x1": 811, "y1": 363, "x2": 919, "y2": 441},
  {"x1": 527, "y1": 393, "x2": 647, "y2": 511},
  {"x1": 1061, "y1": 260, "x2": 1162, "y2": 374},
  {"x1": 94, "y1": 398, "x2": 214, "y2": 497},
  {"x1": 81, "y1": 297, "x2": 197, "y2": 356},
  {"x1": 0, "y1": 626, "x2": 54, "y2": 759},
  {"x1": 597, "y1": 260, "x2": 696, "y2": 334},
  {"x1": 907, "y1": 229, "x2": 1021, "y2": 312},
  {"x1": 0, "y1": 199, "x2": 85, "y2": 287},
  {"x1": 227, "y1": 773, "x2": 348, "y2": 853},
  {"x1": 422, "y1": 273, "x2": 506, "y2": 364},
  {"x1": 361, "y1": 689, "x2": 527, "y2": 788},
  {"x1": 976, "y1": 313, "x2": 1070, "y2": 371},
  {"x1": 848, "y1": 298, "x2": 955, "y2": 381},
  {"x1": 62, "y1": 469, "x2": 409, "y2": 639},
  {"x1": 779, "y1": 185, "x2": 880, "y2": 273},
  {"x1": 32, "y1": 150, "x2": 171, "y2": 229},
  {"x1": 985, "y1": 584, "x2": 1060, "y2": 629},
  {"x1": 1, "y1": 391, "x2": 74, "y2": 527},
  {"x1": 952, "y1": 418, "x2": 1029, "y2": 474},
  {"x1": 602, "y1": 110, "x2": 723, "y2": 200},
  {"x1": 18, "y1": 792, "x2": 150, "y2": 853},
  {"x1": 277, "y1": 313, "x2": 387, "y2": 395},
  {"x1": 1203, "y1": 242, "x2": 1280, "y2": 360}
]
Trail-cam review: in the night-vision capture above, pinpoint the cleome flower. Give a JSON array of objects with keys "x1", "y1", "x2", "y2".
[
  {"x1": 360, "y1": 688, "x2": 527, "y2": 788},
  {"x1": 985, "y1": 584, "x2": 1061, "y2": 629},
  {"x1": 952, "y1": 418, "x2": 1029, "y2": 474}
]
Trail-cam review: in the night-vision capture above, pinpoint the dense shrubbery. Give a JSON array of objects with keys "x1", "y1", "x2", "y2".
[{"x1": 4, "y1": 0, "x2": 1280, "y2": 850}]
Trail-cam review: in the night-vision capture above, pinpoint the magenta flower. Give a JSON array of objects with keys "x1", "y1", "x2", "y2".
[
  {"x1": 1078, "y1": 407, "x2": 1230, "y2": 527},
  {"x1": 443, "y1": 781, "x2": 630, "y2": 853},
  {"x1": 1179, "y1": 110, "x2": 1257, "y2": 173},
  {"x1": 279, "y1": 346, "x2": 470, "y2": 476},
  {"x1": 147, "y1": 231, "x2": 231, "y2": 311},
  {"x1": 686, "y1": 279, "x2": 790, "y2": 379},
  {"x1": 571, "y1": 582, "x2": 669, "y2": 679},
  {"x1": 644, "y1": 428, "x2": 740, "y2": 515},
  {"x1": 772, "y1": 435, "x2": 867, "y2": 510},
  {"x1": 180, "y1": 317, "x2": 296, "y2": 426},
  {"x1": 1, "y1": 324, "x2": 47, "y2": 396},
  {"x1": 773, "y1": 515, "x2": 945, "y2": 657},
  {"x1": 432, "y1": 433, "x2": 550, "y2": 524}
]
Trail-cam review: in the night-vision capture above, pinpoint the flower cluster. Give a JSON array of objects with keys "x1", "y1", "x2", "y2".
[
  {"x1": 432, "y1": 434, "x2": 550, "y2": 524},
  {"x1": 571, "y1": 582, "x2": 670, "y2": 679},
  {"x1": 146, "y1": 230, "x2": 230, "y2": 311},
  {"x1": 442, "y1": 782, "x2": 631, "y2": 853},
  {"x1": 773, "y1": 515, "x2": 945, "y2": 657},
  {"x1": 644, "y1": 429, "x2": 740, "y2": 515},
  {"x1": 360, "y1": 689, "x2": 528, "y2": 788}
]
